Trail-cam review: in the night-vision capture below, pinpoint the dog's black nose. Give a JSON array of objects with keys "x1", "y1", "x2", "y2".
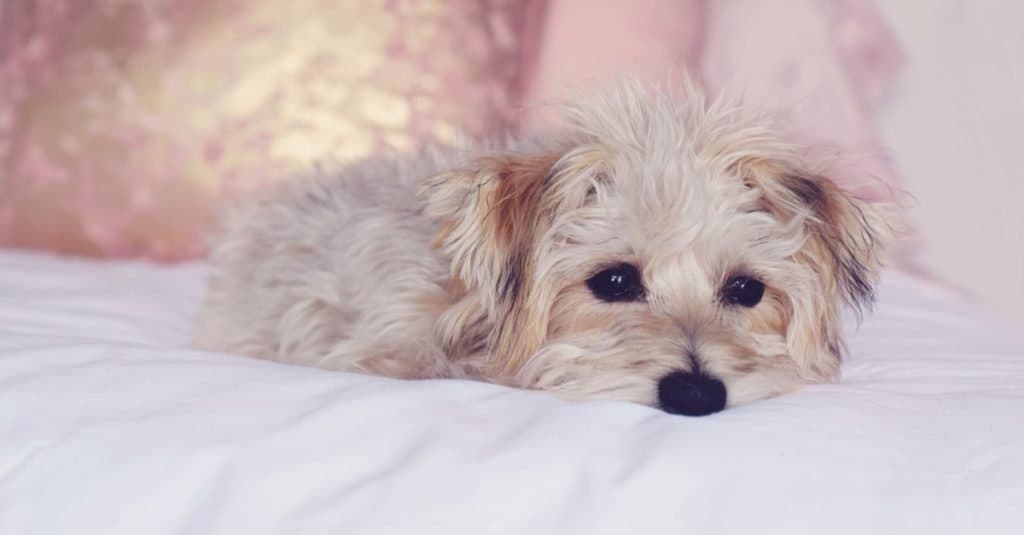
[{"x1": 657, "y1": 372, "x2": 727, "y2": 416}]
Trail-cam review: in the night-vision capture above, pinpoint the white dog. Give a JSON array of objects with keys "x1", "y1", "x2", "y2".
[{"x1": 194, "y1": 83, "x2": 889, "y2": 416}]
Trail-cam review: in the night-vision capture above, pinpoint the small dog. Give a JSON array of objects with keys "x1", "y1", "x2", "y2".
[{"x1": 194, "y1": 83, "x2": 888, "y2": 416}]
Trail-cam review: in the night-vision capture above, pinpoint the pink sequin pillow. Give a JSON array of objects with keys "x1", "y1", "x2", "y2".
[{"x1": 0, "y1": 0, "x2": 544, "y2": 260}]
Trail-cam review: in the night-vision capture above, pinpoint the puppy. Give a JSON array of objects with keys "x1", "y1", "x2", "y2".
[{"x1": 194, "y1": 83, "x2": 889, "y2": 416}]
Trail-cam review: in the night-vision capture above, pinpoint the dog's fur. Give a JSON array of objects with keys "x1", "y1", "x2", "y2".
[{"x1": 194, "y1": 83, "x2": 889, "y2": 413}]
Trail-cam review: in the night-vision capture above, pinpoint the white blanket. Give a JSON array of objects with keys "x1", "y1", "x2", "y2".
[{"x1": 1, "y1": 250, "x2": 1022, "y2": 534}]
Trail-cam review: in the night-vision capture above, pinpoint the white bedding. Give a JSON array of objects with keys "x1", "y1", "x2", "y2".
[{"x1": 0, "y1": 250, "x2": 1022, "y2": 535}]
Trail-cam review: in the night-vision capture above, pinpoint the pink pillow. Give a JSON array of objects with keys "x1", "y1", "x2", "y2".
[
  {"x1": 520, "y1": 0, "x2": 704, "y2": 127},
  {"x1": 521, "y1": 0, "x2": 904, "y2": 203},
  {"x1": 0, "y1": 0, "x2": 543, "y2": 260},
  {"x1": 519, "y1": 0, "x2": 917, "y2": 265},
  {"x1": 700, "y1": 0, "x2": 904, "y2": 203}
]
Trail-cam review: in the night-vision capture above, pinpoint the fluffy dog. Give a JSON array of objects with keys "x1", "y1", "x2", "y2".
[{"x1": 194, "y1": 83, "x2": 889, "y2": 416}]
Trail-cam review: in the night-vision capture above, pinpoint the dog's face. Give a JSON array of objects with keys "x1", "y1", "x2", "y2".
[{"x1": 426, "y1": 85, "x2": 888, "y2": 415}]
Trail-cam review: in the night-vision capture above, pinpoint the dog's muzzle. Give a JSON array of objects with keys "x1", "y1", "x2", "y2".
[{"x1": 657, "y1": 371, "x2": 727, "y2": 416}]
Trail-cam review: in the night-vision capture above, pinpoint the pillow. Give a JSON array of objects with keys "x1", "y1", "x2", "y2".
[
  {"x1": 0, "y1": 0, "x2": 543, "y2": 260},
  {"x1": 700, "y1": 0, "x2": 905, "y2": 203},
  {"x1": 520, "y1": 0, "x2": 915, "y2": 264},
  {"x1": 522, "y1": 0, "x2": 904, "y2": 200},
  {"x1": 519, "y1": 0, "x2": 704, "y2": 128}
]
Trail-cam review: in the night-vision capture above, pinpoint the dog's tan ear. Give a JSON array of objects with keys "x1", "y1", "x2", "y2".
[
  {"x1": 744, "y1": 161, "x2": 890, "y2": 379},
  {"x1": 423, "y1": 150, "x2": 579, "y2": 377},
  {"x1": 423, "y1": 151, "x2": 561, "y2": 305}
]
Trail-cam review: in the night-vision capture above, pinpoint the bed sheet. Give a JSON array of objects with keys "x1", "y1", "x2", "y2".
[{"x1": 0, "y1": 250, "x2": 1022, "y2": 534}]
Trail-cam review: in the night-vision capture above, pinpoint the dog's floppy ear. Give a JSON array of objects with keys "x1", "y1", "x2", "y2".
[
  {"x1": 423, "y1": 151, "x2": 561, "y2": 308},
  {"x1": 743, "y1": 160, "x2": 890, "y2": 379},
  {"x1": 423, "y1": 149, "x2": 591, "y2": 377}
]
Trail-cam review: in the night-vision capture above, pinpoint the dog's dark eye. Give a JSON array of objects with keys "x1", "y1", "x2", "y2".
[
  {"x1": 586, "y1": 263, "x2": 645, "y2": 302},
  {"x1": 721, "y1": 276, "x2": 765, "y2": 307}
]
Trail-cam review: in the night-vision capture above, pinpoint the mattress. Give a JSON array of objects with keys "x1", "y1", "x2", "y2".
[{"x1": 0, "y1": 249, "x2": 1022, "y2": 535}]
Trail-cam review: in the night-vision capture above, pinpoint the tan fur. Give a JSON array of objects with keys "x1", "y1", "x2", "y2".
[{"x1": 194, "y1": 82, "x2": 890, "y2": 414}]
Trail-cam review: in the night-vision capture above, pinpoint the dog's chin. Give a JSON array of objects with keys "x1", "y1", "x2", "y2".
[
  {"x1": 505, "y1": 343, "x2": 811, "y2": 415},
  {"x1": 717, "y1": 367, "x2": 810, "y2": 408},
  {"x1": 508, "y1": 344, "x2": 662, "y2": 405}
]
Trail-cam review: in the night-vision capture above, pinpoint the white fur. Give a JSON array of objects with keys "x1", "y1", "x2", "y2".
[{"x1": 194, "y1": 82, "x2": 888, "y2": 414}]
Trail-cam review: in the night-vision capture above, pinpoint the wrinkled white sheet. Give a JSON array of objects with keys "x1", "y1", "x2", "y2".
[{"x1": 0, "y1": 250, "x2": 1022, "y2": 535}]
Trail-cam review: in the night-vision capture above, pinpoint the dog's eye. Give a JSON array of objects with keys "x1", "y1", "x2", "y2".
[
  {"x1": 586, "y1": 263, "x2": 645, "y2": 302},
  {"x1": 721, "y1": 276, "x2": 765, "y2": 307}
]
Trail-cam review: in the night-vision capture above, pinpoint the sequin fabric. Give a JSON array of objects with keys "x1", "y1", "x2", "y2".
[{"x1": 0, "y1": 0, "x2": 533, "y2": 259}]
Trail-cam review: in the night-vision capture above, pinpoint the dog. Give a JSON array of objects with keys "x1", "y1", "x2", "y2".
[{"x1": 193, "y1": 82, "x2": 889, "y2": 416}]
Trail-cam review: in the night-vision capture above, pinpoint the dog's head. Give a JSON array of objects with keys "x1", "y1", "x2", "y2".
[{"x1": 424, "y1": 84, "x2": 889, "y2": 415}]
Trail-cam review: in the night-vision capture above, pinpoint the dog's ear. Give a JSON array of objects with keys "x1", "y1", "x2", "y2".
[
  {"x1": 423, "y1": 151, "x2": 561, "y2": 309},
  {"x1": 742, "y1": 160, "x2": 890, "y2": 380},
  {"x1": 423, "y1": 148, "x2": 601, "y2": 377}
]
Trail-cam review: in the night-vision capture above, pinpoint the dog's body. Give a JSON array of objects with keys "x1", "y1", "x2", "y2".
[
  {"x1": 195, "y1": 84, "x2": 888, "y2": 415},
  {"x1": 195, "y1": 149, "x2": 490, "y2": 380}
]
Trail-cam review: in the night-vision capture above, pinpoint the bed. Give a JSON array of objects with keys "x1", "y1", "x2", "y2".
[{"x1": 1, "y1": 249, "x2": 1021, "y2": 534}]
